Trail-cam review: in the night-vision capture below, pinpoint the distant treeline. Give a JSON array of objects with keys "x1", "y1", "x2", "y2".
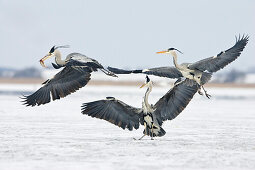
[
  {"x1": 0, "y1": 67, "x2": 42, "y2": 78},
  {"x1": 0, "y1": 67, "x2": 255, "y2": 84}
]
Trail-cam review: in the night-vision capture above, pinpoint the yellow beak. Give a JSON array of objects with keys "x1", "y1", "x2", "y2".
[
  {"x1": 140, "y1": 83, "x2": 146, "y2": 88},
  {"x1": 156, "y1": 50, "x2": 168, "y2": 54},
  {"x1": 39, "y1": 53, "x2": 53, "y2": 67}
]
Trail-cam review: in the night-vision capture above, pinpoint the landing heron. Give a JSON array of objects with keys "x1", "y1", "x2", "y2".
[{"x1": 81, "y1": 76, "x2": 199, "y2": 140}]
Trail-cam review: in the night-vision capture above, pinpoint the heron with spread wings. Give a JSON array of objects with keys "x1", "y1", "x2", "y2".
[
  {"x1": 108, "y1": 35, "x2": 249, "y2": 98},
  {"x1": 22, "y1": 45, "x2": 117, "y2": 107},
  {"x1": 82, "y1": 76, "x2": 199, "y2": 140}
]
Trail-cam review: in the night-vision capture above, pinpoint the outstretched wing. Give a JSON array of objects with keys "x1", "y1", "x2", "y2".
[
  {"x1": 188, "y1": 35, "x2": 249, "y2": 72},
  {"x1": 22, "y1": 66, "x2": 92, "y2": 106},
  {"x1": 107, "y1": 66, "x2": 182, "y2": 79},
  {"x1": 81, "y1": 97, "x2": 143, "y2": 131},
  {"x1": 154, "y1": 79, "x2": 199, "y2": 125}
]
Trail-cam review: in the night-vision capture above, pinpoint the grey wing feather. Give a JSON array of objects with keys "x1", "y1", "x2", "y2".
[
  {"x1": 107, "y1": 66, "x2": 182, "y2": 79},
  {"x1": 154, "y1": 79, "x2": 199, "y2": 125},
  {"x1": 67, "y1": 53, "x2": 104, "y2": 69},
  {"x1": 188, "y1": 35, "x2": 249, "y2": 72},
  {"x1": 22, "y1": 66, "x2": 92, "y2": 106},
  {"x1": 81, "y1": 98, "x2": 143, "y2": 131}
]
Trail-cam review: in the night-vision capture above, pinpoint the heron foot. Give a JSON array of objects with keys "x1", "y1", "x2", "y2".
[
  {"x1": 205, "y1": 92, "x2": 211, "y2": 99},
  {"x1": 201, "y1": 86, "x2": 211, "y2": 99}
]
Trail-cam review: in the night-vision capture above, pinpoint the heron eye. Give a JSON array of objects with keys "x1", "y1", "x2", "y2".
[{"x1": 198, "y1": 77, "x2": 200, "y2": 79}]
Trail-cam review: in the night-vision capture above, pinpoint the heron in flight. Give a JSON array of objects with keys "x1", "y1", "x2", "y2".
[
  {"x1": 82, "y1": 76, "x2": 199, "y2": 140},
  {"x1": 22, "y1": 45, "x2": 117, "y2": 107},
  {"x1": 108, "y1": 35, "x2": 249, "y2": 98}
]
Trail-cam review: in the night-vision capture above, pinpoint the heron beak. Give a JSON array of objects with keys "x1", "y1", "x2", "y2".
[
  {"x1": 39, "y1": 59, "x2": 46, "y2": 67},
  {"x1": 156, "y1": 50, "x2": 168, "y2": 54},
  {"x1": 140, "y1": 83, "x2": 146, "y2": 88},
  {"x1": 39, "y1": 53, "x2": 53, "y2": 67}
]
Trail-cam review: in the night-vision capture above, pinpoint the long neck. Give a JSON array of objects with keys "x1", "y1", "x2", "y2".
[
  {"x1": 54, "y1": 50, "x2": 66, "y2": 66},
  {"x1": 171, "y1": 51, "x2": 181, "y2": 69},
  {"x1": 143, "y1": 83, "x2": 152, "y2": 110}
]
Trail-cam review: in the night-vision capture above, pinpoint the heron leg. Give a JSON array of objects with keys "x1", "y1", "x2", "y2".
[
  {"x1": 202, "y1": 85, "x2": 211, "y2": 99},
  {"x1": 137, "y1": 122, "x2": 147, "y2": 140},
  {"x1": 138, "y1": 134, "x2": 146, "y2": 140}
]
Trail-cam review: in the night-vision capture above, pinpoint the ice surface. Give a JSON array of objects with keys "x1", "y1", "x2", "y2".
[{"x1": 0, "y1": 84, "x2": 255, "y2": 170}]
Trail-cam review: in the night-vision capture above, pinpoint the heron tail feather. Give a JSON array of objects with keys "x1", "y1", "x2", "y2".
[{"x1": 143, "y1": 126, "x2": 166, "y2": 137}]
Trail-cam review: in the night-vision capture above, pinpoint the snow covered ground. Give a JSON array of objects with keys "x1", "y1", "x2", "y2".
[{"x1": 0, "y1": 84, "x2": 255, "y2": 170}]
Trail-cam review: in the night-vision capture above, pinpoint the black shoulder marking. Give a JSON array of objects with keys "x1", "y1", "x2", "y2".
[
  {"x1": 217, "y1": 51, "x2": 224, "y2": 57},
  {"x1": 42, "y1": 79, "x2": 50, "y2": 85},
  {"x1": 52, "y1": 63, "x2": 62, "y2": 69},
  {"x1": 106, "y1": 96, "x2": 115, "y2": 100}
]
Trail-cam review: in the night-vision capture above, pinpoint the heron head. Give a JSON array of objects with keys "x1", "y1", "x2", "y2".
[
  {"x1": 140, "y1": 75, "x2": 152, "y2": 88},
  {"x1": 156, "y1": 47, "x2": 183, "y2": 55},
  {"x1": 39, "y1": 45, "x2": 70, "y2": 67}
]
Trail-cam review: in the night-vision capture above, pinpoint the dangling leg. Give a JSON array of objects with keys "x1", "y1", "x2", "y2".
[
  {"x1": 133, "y1": 134, "x2": 146, "y2": 140},
  {"x1": 202, "y1": 85, "x2": 211, "y2": 99}
]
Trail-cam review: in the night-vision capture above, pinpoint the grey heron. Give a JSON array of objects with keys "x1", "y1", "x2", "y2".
[
  {"x1": 22, "y1": 45, "x2": 117, "y2": 106},
  {"x1": 108, "y1": 35, "x2": 249, "y2": 98},
  {"x1": 81, "y1": 76, "x2": 199, "y2": 140}
]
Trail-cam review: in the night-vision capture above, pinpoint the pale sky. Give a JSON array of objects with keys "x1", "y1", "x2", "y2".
[{"x1": 1, "y1": 0, "x2": 254, "y2": 71}]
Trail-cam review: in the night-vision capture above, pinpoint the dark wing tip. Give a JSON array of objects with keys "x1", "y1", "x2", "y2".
[
  {"x1": 236, "y1": 34, "x2": 249, "y2": 43},
  {"x1": 20, "y1": 94, "x2": 36, "y2": 107},
  {"x1": 20, "y1": 87, "x2": 51, "y2": 107},
  {"x1": 81, "y1": 103, "x2": 88, "y2": 114},
  {"x1": 231, "y1": 34, "x2": 249, "y2": 54},
  {"x1": 107, "y1": 66, "x2": 134, "y2": 74}
]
